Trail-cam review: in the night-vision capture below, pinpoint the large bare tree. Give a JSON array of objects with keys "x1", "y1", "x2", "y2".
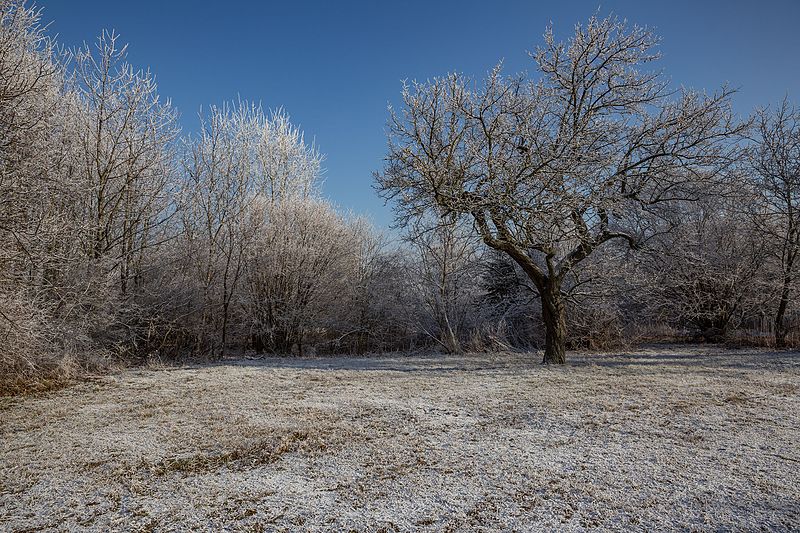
[
  {"x1": 376, "y1": 15, "x2": 744, "y2": 363},
  {"x1": 750, "y1": 98, "x2": 800, "y2": 347}
]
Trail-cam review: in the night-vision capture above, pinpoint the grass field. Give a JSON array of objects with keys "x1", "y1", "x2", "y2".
[{"x1": 1, "y1": 346, "x2": 799, "y2": 531}]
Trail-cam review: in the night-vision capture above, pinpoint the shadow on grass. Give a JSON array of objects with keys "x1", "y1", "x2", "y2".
[{"x1": 199, "y1": 346, "x2": 800, "y2": 373}]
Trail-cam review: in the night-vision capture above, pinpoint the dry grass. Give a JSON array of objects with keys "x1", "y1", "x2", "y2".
[{"x1": 1, "y1": 346, "x2": 799, "y2": 531}]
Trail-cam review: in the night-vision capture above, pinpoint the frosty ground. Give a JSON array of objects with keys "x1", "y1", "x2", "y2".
[{"x1": 1, "y1": 347, "x2": 799, "y2": 531}]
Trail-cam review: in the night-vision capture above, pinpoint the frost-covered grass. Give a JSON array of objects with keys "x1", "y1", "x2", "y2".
[{"x1": 1, "y1": 346, "x2": 799, "y2": 531}]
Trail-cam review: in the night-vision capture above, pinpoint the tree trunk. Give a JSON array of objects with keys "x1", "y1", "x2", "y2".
[
  {"x1": 251, "y1": 332, "x2": 265, "y2": 353},
  {"x1": 220, "y1": 299, "x2": 229, "y2": 359},
  {"x1": 439, "y1": 314, "x2": 462, "y2": 354},
  {"x1": 775, "y1": 278, "x2": 791, "y2": 348},
  {"x1": 540, "y1": 284, "x2": 567, "y2": 364},
  {"x1": 272, "y1": 328, "x2": 294, "y2": 355}
]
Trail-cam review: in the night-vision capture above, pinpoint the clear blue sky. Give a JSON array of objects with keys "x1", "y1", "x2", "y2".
[{"x1": 39, "y1": 0, "x2": 799, "y2": 229}]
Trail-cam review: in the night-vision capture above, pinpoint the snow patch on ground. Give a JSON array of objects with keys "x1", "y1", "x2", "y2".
[{"x1": 1, "y1": 346, "x2": 799, "y2": 531}]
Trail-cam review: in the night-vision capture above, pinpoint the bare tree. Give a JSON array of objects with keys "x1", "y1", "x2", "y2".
[
  {"x1": 0, "y1": 0, "x2": 87, "y2": 384},
  {"x1": 181, "y1": 103, "x2": 323, "y2": 356},
  {"x1": 750, "y1": 98, "x2": 800, "y2": 347},
  {"x1": 0, "y1": 0, "x2": 70, "y2": 290},
  {"x1": 407, "y1": 215, "x2": 483, "y2": 353},
  {"x1": 638, "y1": 198, "x2": 767, "y2": 342},
  {"x1": 181, "y1": 104, "x2": 254, "y2": 356},
  {"x1": 72, "y1": 31, "x2": 179, "y2": 293},
  {"x1": 331, "y1": 219, "x2": 394, "y2": 353},
  {"x1": 377, "y1": 14, "x2": 744, "y2": 363},
  {"x1": 243, "y1": 198, "x2": 356, "y2": 355}
]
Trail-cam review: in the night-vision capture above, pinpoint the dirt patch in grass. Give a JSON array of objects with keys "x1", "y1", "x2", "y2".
[{"x1": 143, "y1": 429, "x2": 324, "y2": 477}]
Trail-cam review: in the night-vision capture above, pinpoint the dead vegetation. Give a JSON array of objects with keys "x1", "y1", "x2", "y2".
[{"x1": 1, "y1": 347, "x2": 798, "y2": 531}]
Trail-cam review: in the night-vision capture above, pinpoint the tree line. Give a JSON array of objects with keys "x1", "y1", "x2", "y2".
[{"x1": 1, "y1": 2, "x2": 798, "y2": 391}]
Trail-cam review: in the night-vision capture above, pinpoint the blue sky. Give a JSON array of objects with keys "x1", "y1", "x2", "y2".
[{"x1": 39, "y1": 0, "x2": 799, "y2": 229}]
